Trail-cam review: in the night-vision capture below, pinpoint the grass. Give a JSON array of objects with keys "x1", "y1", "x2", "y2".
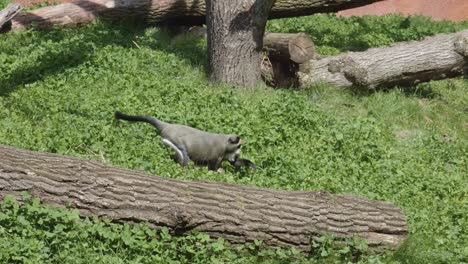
[
  {"x1": 0, "y1": 0, "x2": 10, "y2": 9},
  {"x1": 0, "y1": 14, "x2": 467, "y2": 263}
]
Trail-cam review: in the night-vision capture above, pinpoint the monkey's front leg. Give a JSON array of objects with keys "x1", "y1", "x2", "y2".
[{"x1": 208, "y1": 157, "x2": 223, "y2": 171}]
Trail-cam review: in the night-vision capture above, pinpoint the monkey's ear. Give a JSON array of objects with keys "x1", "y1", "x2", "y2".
[{"x1": 228, "y1": 136, "x2": 241, "y2": 144}]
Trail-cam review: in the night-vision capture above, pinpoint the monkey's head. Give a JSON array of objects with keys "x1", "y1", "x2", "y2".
[{"x1": 225, "y1": 135, "x2": 243, "y2": 159}]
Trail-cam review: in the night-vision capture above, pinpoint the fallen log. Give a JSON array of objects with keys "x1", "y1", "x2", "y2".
[
  {"x1": 0, "y1": 3, "x2": 21, "y2": 30},
  {"x1": 8, "y1": 0, "x2": 384, "y2": 32},
  {"x1": 0, "y1": 144, "x2": 408, "y2": 250},
  {"x1": 299, "y1": 30, "x2": 468, "y2": 89}
]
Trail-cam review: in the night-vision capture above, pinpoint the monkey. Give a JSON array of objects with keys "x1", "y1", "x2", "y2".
[{"x1": 115, "y1": 111, "x2": 256, "y2": 171}]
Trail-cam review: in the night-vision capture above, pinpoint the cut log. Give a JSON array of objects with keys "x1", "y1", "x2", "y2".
[
  {"x1": 262, "y1": 32, "x2": 315, "y2": 87},
  {"x1": 8, "y1": 0, "x2": 384, "y2": 32},
  {"x1": 0, "y1": 144, "x2": 408, "y2": 250},
  {"x1": 0, "y1": 3, "x2": 22, "y2": 30},
  {"x1": 264, "y1": 32, "x2": 315, "y2": 64},
  {"x1": 299, "y1": 30, "x2": 468, "y2": 89}
]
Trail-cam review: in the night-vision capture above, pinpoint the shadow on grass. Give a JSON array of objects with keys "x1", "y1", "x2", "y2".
[
  {"x1": 1, "y1": 35, "x2": 92, "y2": 96},
  {"x1": 342, "y1": 82, "x2": 445, "y2": 100},
  {"x1": 1, "y1": 0, "x2": 207, "y2": 97},
  {"x1": 0, "y1": 21, "x2": 208, "y2": 97},
  {"x1": 0, "y1": 19, "x2": 139, "y2": 96}
]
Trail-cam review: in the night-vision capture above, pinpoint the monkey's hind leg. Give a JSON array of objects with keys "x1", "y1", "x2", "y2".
[{"x1": 162, "y1": 138, "x2": 189, "y2": 167}]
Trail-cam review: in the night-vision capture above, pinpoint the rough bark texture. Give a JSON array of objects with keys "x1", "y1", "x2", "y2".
[
  {"x1": 9, "y1": 0, "x2": 385, "y2": 32},
  {"x1": 0, "y1": 3, "x2": 22, "y2": 30},
  {"x1": 0, "y1": 145, "x2": 408, "y2": 250},
  {"x1": 206, "y1": 0, "x2": 276, "y2": 87},
  {"x1": 299, "y1": 30, "x2": 468, "y2": 89}
]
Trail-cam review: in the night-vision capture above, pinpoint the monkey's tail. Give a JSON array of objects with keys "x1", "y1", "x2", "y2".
[{"x1": 115, "y1": 111, "x2": 167, "y2": 131}]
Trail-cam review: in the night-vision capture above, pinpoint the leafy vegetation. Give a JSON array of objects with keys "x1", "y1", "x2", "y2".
[
  {"x1": 0, "y1": 0, "x2": 10, "y2": 9},
  {"x1": 1, "y1": 194, "x2": 308, "y2": 263},
  {"x1": 268, "y1": 14, "x2": 468, "y2": 54},
  {"x1": 0, "y1": 14, "x2": 467, "y2": 263}
]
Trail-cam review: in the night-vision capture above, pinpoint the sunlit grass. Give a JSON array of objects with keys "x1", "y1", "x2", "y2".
[{"x1": 0, "y1": 15, "x2": 467, "y2": 263}]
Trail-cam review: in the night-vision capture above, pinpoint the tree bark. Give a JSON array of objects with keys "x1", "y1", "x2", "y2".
[
  {"x1": 299, "y1": 30, "x2": 468, "y2": 89},
  {"x1": 0, "y1": 144, "x2": 408, "y2": 250},
  {"x1": 8, "y1": 0, "x2": 384, "y2": 32},
  {"x1": 0, "y1": 3, "x2": 21, "y2": 30},
  {"x1": 206, "y1": 0, "x2": 276, "y2": 87}
]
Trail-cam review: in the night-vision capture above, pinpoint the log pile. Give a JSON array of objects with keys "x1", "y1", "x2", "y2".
[
  {"x1": 173, "y1": 28, "x2": 468, "y2": 89},
  {"x1": 1, "y1": 0, "x2": 466, "y2": 88}
]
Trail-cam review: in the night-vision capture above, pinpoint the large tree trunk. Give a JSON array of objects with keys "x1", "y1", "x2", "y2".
[
  {"x1": 298, "y1": 30, "x2": 468, "y2": 89},
  {"x1": 0, "y1": 145, "x2": 408, "y2": 250},
  {"x1": 7, "y1": 0, "x2": 384, "y2": 32},
  {"x1": 206, "y1": 0, "x2": 276, "y2": 87}
]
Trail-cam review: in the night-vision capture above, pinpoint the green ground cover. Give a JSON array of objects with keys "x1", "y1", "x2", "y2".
[{"x1": 0, "y1": 13, "x2": 467, "y2": 263}]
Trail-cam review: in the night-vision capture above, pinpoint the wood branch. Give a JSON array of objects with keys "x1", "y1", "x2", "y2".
[
  {"x1": 0, "y1": 3, "x2": 22, "y2": 30},
  {"x1": 0, "y1": 144, "x2": 408, "y2": 250},
  {"x1": 299, "y1": 30, "x2": 468, "y2": 89},
  {"x1": 8, "y1": 0, "x2": 384, "y2": 32}
]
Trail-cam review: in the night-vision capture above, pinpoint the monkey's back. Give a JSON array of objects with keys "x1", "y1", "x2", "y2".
[{"x1": 161, "y1": 124, "x2": 227, "y2": 162}]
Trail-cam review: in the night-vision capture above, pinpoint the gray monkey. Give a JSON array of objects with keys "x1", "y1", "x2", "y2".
[{"x1": 115, "y1": 111, "x2": 256, "y2": 171}]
